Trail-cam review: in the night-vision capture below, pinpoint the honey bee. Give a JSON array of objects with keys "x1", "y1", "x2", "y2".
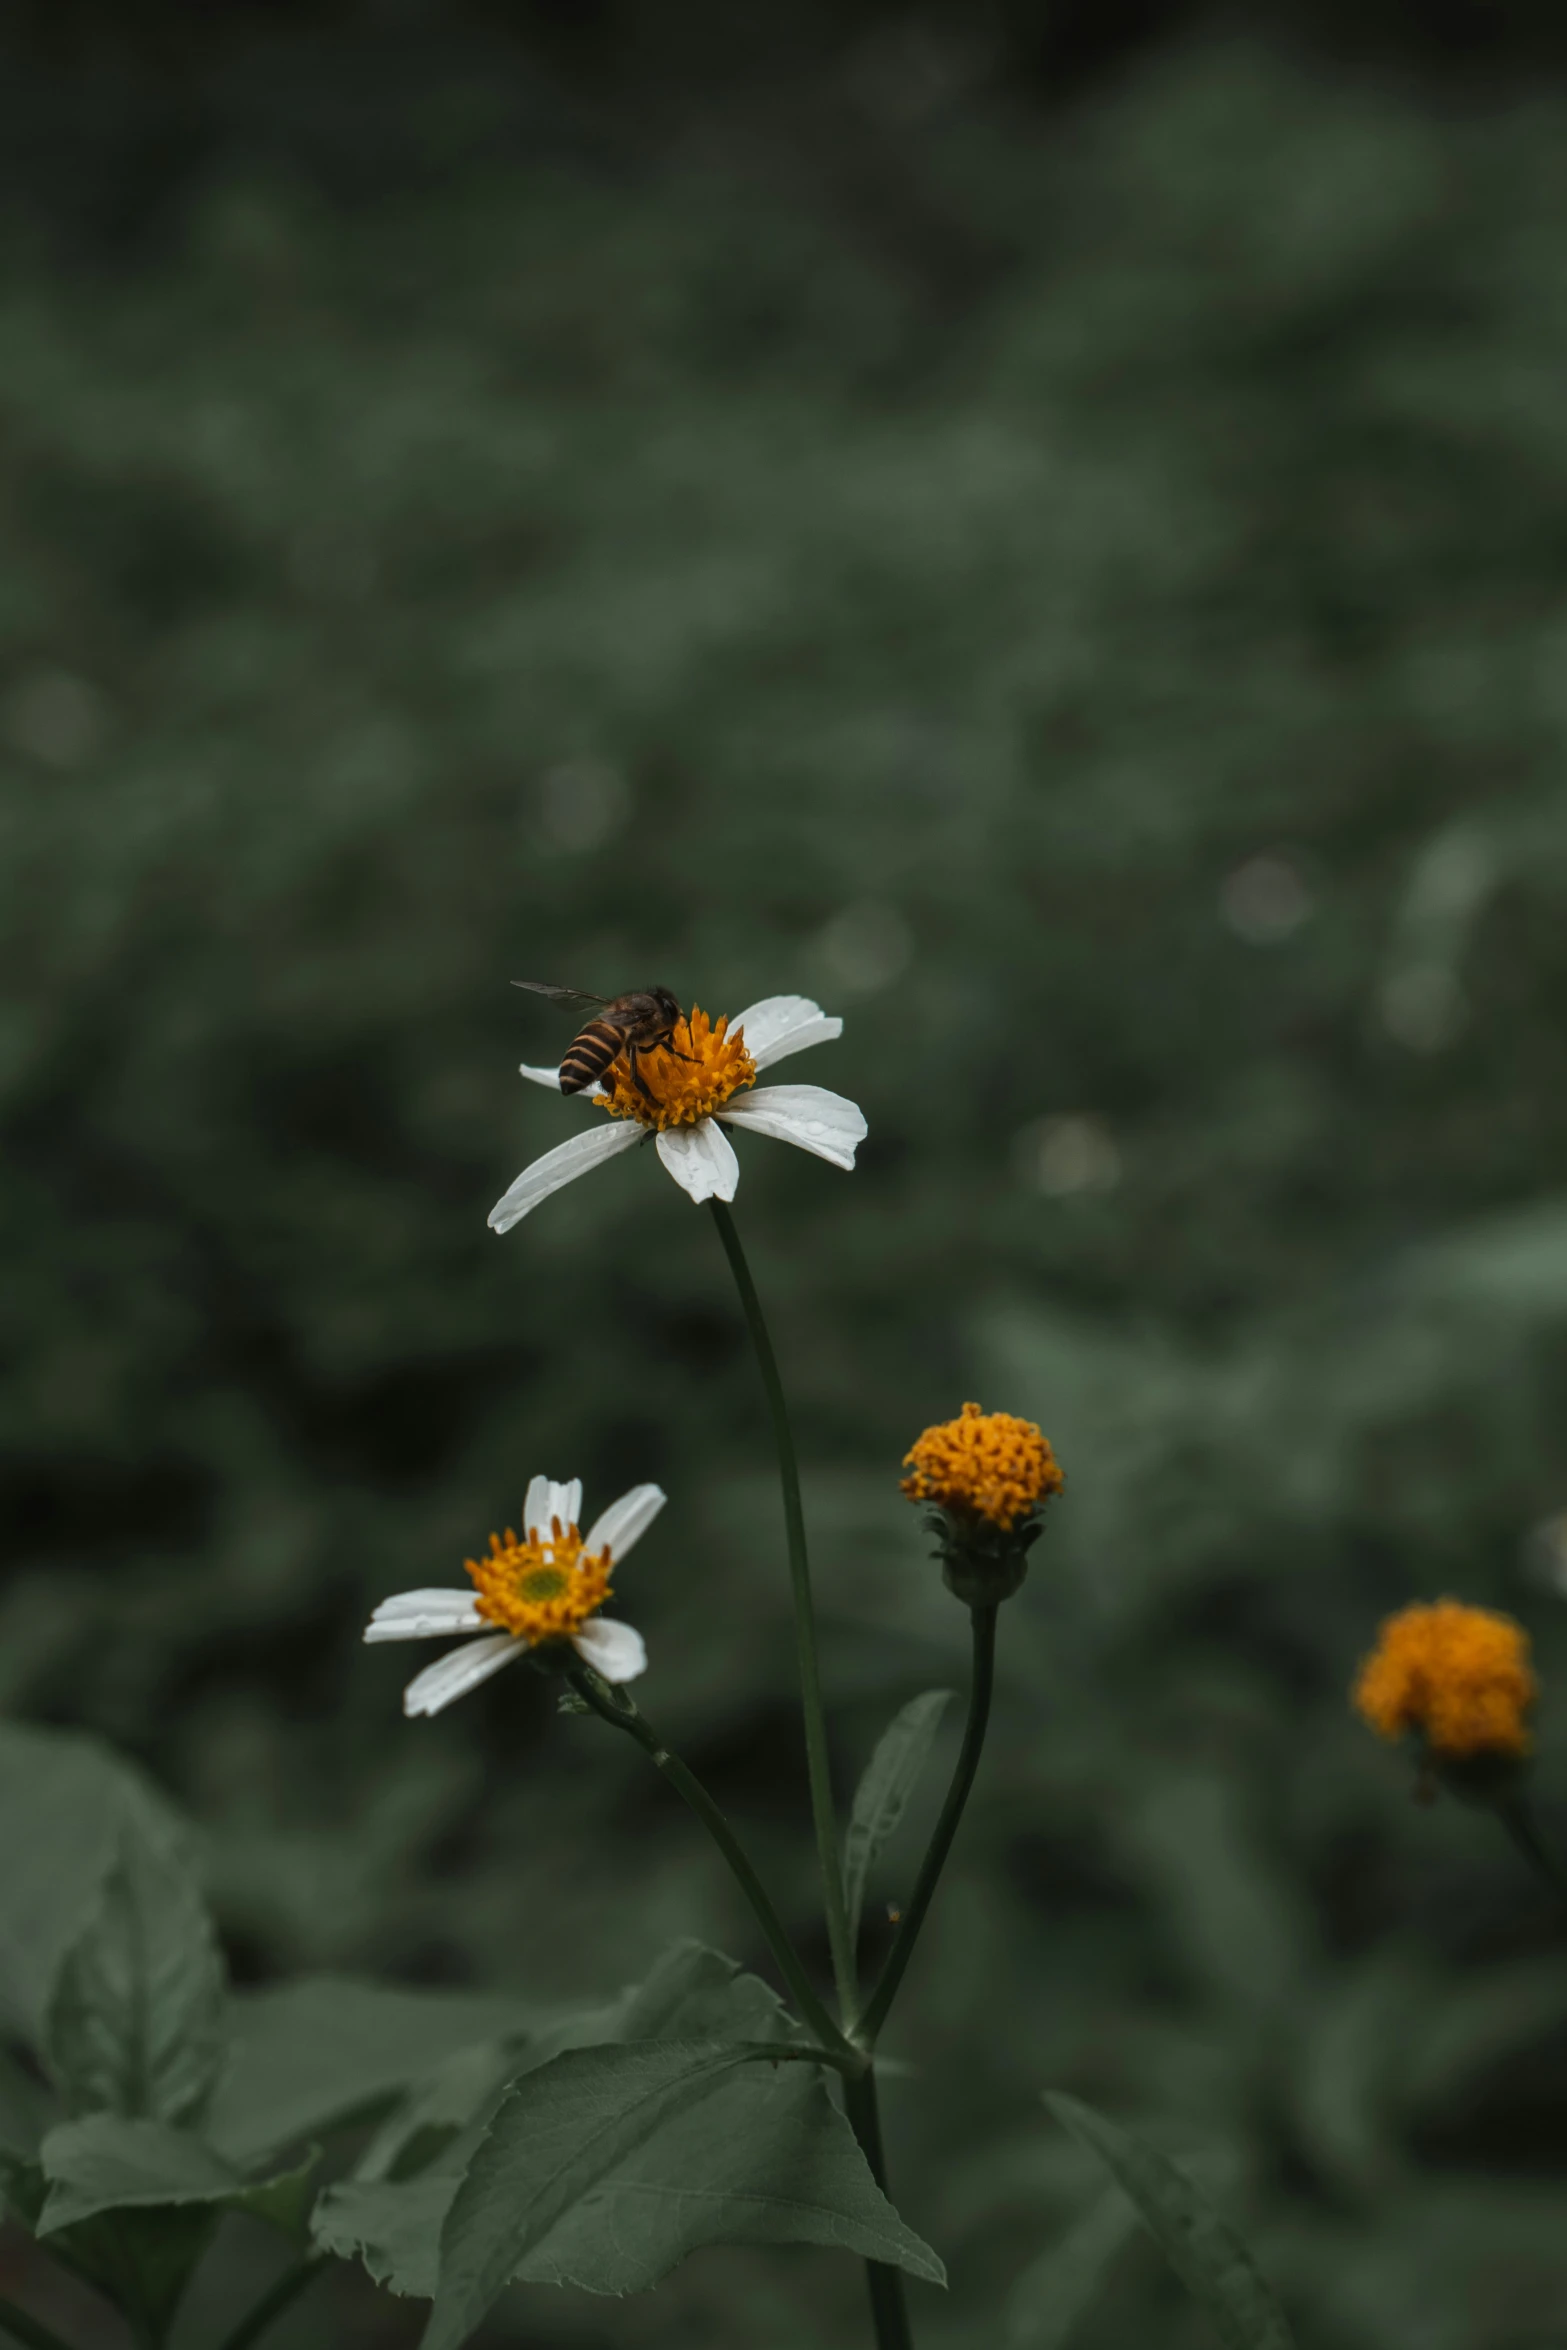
[{"x1": 512, "y1": 981, "x2": 689, "y2": 1105}]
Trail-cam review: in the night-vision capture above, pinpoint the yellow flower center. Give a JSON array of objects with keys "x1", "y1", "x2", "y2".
[
  {"x1": 1354, "y1": 1599, "x2": 1536, "y2": 1759},
  {"x1": 466, "y1": 1520, "x2": 613, "y2": 1643},
  {"x1": 595, "y1": 1007, "x2": 756, "y2": 1133},
  {"x1": 901, "y1": 1400, "x2": 1064, "y2": 1531}
]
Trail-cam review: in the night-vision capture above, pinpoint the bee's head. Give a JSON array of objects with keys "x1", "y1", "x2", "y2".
[{"x1": 650, "y1": 984, "x2": 683, "y2": 1024}]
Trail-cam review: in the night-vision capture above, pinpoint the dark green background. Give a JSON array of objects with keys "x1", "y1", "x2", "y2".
[{"x1": 5, "y1": 14, "x2": 1567, "y2": 2346}]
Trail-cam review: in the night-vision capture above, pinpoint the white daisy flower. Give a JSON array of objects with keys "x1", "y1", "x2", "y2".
[
  {"x1": 487, "y1": 994, "x2": 866, "y2": 1233},
  {"x1": 364, "y1": 1475, "x2": 665, "y2": 1716}
]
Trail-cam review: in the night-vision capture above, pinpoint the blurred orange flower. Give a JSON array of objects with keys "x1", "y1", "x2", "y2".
[{"x1": 1354, "y1": 1600, "x2": 1536, "y2": 1759}]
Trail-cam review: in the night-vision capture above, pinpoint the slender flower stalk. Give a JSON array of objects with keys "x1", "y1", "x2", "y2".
[
  {"x1": 566, "y1": 1663, "x2": 853, "y2": 2063},
  {"x1": 0, "y1": 2298, "x2": 75, "y2": 2350},
  {"x1": 214, "y1": 2257, "x2": 327, "y2": 2350},
  {"x1": 861, "y1": 1606, "x2": 997, "y2": 2046},
  {"x1": 841, "y1": 2070, "x2": 915, "y2": 2350},
  {"x1": 707, "y1": 1199, "x2": 857, "y2": 2018},
  {"x1": 856, "y1": 1401, "x2": 1063, "y2": 2046}
]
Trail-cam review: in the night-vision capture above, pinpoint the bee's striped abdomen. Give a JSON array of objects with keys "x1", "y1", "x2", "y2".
[{"x1": 559, "y1": 1018, "x2": 626, "y2": 1094}]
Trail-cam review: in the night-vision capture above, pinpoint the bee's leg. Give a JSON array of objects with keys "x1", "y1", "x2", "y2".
[
  {"x1": 656, "y1": 1026, "x2": 698, "y2": 1065},
  {"x1": 628, "y1": 1044, "x2": 659, "y2": 1106}
]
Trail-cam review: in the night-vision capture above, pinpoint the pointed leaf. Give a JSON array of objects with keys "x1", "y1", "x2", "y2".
[
  {"x1": 45, "y1": 1803, "x2": 225, "y2": 2128},
  {"x1": 843, "y1": 1692, "x2": 953, "y2": 1950},
  {"x1": 37, "y1": 2113, "x2": 318, "y2": 2238},
  {"x1": 318, "y1": 1941, "x2": 943, "y2": 2322},
  {"x1": 1044, "y1": 2094, "x2": 1293, "y2": 2350},
  {"x1": 322, "y1": 2046, "x2": 943, "y2": 2306},
  {"x1": 38, "y1": 2117, "x2": 236, "y2": 2232}
]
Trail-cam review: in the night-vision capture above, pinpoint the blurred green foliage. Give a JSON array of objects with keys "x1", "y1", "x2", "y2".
[
  {"x1": 19, "y1": 0, "x2": 1567, "y2": 100},
  {"x1": 4, "y1": 23, "x2": 1567, "y2": 2349}
]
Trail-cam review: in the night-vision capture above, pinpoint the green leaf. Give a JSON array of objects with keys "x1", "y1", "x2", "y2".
[
  {"x1": 322, "y1": 2045, "x2": 944, "y2": 2309},
  {"x1": 0, "y1": 1724, "x2": 188, "y2": 2044},
  {"x1": 419, "y1": 2036, "x2": 942, "y2": 2345},
  {"x1": 36, "y1": 2114, "x2": 317, "y2": 2237},
  {"x1": 45, "y1": 1803, "x2": 225, "y2": 2128},
  {"x1": 1004, "y1": 2187, "x2": 1137, "y2": 2350},
  {"x1": 315, "y1": 1945, "x2": 944, "y2": 2319},
  {"x1": 205, "y1": 1977, "x2": 538, "y2": 2167},
  {"x1": 1043, "y1": 2094, "x2": 1293, "y2": 2350},
  {"x1": 842, "y1": 1691, "x2": 953, "y2": 1951},
  {"x1": 38, "y1": 2117, "x2": 236, "y2": 2232}
]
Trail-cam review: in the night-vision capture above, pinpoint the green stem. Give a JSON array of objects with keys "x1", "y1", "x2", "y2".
[
  {"x1": 860, "y1": 1605, "x2": 997, "y2": 2046},
  {"x1": 212, "y1": 2257, "x2": 326, "y2": 2350},
  {"x1": 841, "y1": 2070, "x2": 916, "y2": 2350},
  {"x1": 708, "y1": 1200, "x2": 855, "y2": 2017},
  {"x1": 567, "y1": 1665, "x2": 853, "y2": 2060},
  {"x1": 0, "y1": 2298, "x2": 77, "y2": 2350}
]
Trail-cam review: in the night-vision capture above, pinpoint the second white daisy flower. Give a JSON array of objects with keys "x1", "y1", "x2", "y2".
[{"x1": 364, "y1": 1474, "x2": 664, "y2": 1716}]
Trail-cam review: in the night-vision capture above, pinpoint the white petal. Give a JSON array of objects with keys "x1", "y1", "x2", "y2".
[
  {"x1": 402, "y1": 1634, "x2": 522, "y2": 1718},
  {"x1": 717, "y1": 1084, "x2": 866, "y2": 1171},
  {"x1": 730, "y1": 995, "x2": 843, "y2": 1072},
  {"x1": 655, "y1": 1118, "x2": 739, "y2": 1204},
  {"x1": 488, "y1": 1120, "x2": 642, "y2": 1234},
  {"x1": 549, "y1": 1479, "x2": 583, "y2": 1532},
  {"x1": 522, "y1": 1474, "x2": 551, "y2": 1539},
  {"x1": 571, "y1": 1618, "x2": 648, "y2": 1684},
  {"x1": 523, "y1": 1476, "x2": 584, "y2": 1539},
  {"x1": 519, "y1": 1061, "x2": 570, "y2": 1092},
  {"x1": 582, "y1": 1483, "x2": 666, "y2": 1564},
  {"x1": 364, "y1": 1590, "x2": 485, "y2": 1643}
]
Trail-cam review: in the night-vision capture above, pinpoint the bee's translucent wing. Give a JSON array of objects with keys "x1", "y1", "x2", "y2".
[{"x1": 511, "y1": 981, "x2": 610, "y2": 1013}]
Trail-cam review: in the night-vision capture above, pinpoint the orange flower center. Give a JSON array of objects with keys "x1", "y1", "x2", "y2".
[
  {"x1": 466, "y1": 1519, "x2": 612, "y2": 1642},
  {"x1": 595, "y1": 1007, "x2": 755, "y2": 1133},
  {"x1": 901, "y1": 1401, "x2": 1064, "y2": 1531},
  {"x1": 1353, "y1": 1599, "x2": 1536, "y2": 1758}
]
